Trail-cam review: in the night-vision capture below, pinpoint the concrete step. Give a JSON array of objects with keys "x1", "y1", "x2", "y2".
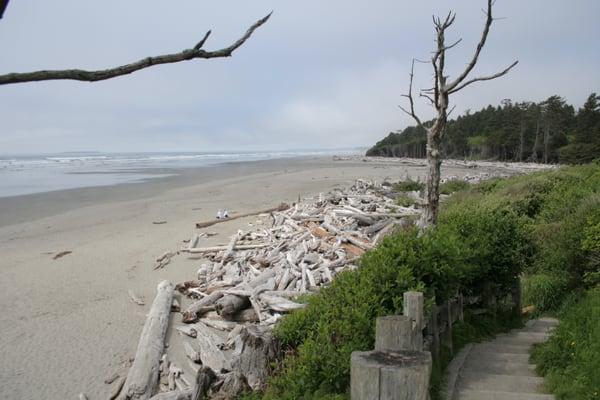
[
  {"x1": 458, "y1": 389, "x2": 555, "y2": 400},
  {"x1": 494, "y1": 332, "x2": 550, "y2": 346},
  {"x1": 462, "y1": 360, "x2": 538, "y2": 377},
  {"x1": 472, "y1": 343, "x2": 531, "y2": 354},
  {"x1": 458, "y1": 372, "x2": 545, "y2": 393},
  {"x1": 526, "y1": 318, "x2": 559, "y2": 331},
  {"x1": 467, "y1": 351, "x2": 531, "y2": 364}
]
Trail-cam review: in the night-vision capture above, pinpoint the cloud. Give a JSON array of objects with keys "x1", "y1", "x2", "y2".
[{"x1": 0, "y1": 0, "x2": 598, "y2": 154}]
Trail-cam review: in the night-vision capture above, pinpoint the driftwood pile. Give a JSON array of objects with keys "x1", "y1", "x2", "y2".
[
  {"x1": 174, "y1": 179, "x2": 419, "y2": 397},
  {"x1": 112, "y1": 179, "x2": 421, "y2": 400}
]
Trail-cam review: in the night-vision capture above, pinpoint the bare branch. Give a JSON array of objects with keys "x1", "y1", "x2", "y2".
[
  {"x1": 399, "y1": 58, "x2": 423, "y2": 127},
  {"x1": 439, "y1": 38, "x2": 462, "y2": 52},
  {"x1": 0, "y1": 12, "x2": 272, "y2": 85},
  {"x1": 193, "y1": 30, "x2": 212, "y2": 50},
  {"x1": 447, "y1": 105, "x2": 457, "y2": 118},
  {"x1": 448, "y1": 60, "x2": 518, "y2": 94},
  {"x1": 0, "y1": 0, "x2": 9, "y2": 19},
  {"x1": 420, "y1": 92, "x2": 436, "y2": 106},
  {"x1": 445, "y1": 0, "x2": 493, "y2": 91}
]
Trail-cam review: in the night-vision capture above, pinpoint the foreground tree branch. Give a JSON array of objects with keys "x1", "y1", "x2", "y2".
[
  {"x1": 401, "y1": 0, "x2": 517, "y2": 228},
  {"x1": 0, "y1": 12, "x2": 271, "y2": 85},
  {"x1": 0, "y1": 0, "x2": 8, "y2": 19}
]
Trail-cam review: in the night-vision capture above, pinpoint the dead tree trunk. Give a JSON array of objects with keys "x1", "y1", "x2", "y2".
[{"x1": 400, "y1": 0, "x2": 517, "y2": 228}]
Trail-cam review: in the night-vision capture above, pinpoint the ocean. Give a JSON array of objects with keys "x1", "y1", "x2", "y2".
[{"x1": 0, "y1": 150, "x2": 361, "y2": 198}]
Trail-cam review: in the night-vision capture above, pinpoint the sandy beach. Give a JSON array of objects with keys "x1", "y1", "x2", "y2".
[{"x1": 0, "y1": 156, "x2": 538, "y2": 399}]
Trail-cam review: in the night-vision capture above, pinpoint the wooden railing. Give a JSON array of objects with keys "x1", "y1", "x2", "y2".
[
  {"x1": 424, "y1": 282, "x2": 521, "y2": 361},
  {"x1": 351, "y1": 283, "x2": 521, "y2": 400}
]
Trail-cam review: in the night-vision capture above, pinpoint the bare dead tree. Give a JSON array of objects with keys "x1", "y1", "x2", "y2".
[
  {"x1": 399, "y1": 0, "x2": 517, "y2": 228},
  {"x1": 0, "y1": 12, "x2": 271, "y2": 85}
]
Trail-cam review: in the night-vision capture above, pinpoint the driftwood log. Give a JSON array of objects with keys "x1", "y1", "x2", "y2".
[
  {"x1": 215, "y1": 295, "x2": 250, "y2": 319},
  {"x1": 195, "y1": 203, "x2": 289, "y2": 229},
  {"x1": 149, "y1": 389, "x2": 192, "y2": 400},
  {"x1": 118, "y1": 281, "x2": 174, "y2": 400},
  {"x1": 231, "y1": 325, "x2": 280, "y2": 390},
  {"x1": 182, "y1": 291, "x2": 223, "y2": 323},
  {"x1": 191, "y1": 367, "x2": 216, "y2": 400}
]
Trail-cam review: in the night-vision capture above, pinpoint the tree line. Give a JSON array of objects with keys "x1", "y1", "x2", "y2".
[{"x1": 367, "y1": 93, "x2": 600, "y2": 164}]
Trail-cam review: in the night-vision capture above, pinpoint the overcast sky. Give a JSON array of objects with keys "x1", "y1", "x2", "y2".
[{"x1": 0, "y1": 0, "x2": 598, "y2": 154}]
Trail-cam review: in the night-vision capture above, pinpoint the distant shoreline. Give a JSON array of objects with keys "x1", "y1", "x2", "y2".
[{"x1": 0, "y1": 156, "x2": 331, "y2": 227}]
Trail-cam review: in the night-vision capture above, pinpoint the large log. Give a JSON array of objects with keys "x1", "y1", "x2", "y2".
[
  {"x1": 231, "y1": 325, "x2": 280, "y2": 390},
  {"x1": 215, "y1": 294, "x2": 250, "y2": 319},
  {"x1": 182, "y1": 291, "x2": 223, "y2": 323},
  {"x1": 186, "y1": 244, "x2": 269, "y2": 254},
  {"x1": 212, "y1": 371, "x2": 250, "y2": 400},
  {"x1": 195, "y1": 203, "x2": 289, "y2": 229},
  {"x1": 191, "y1": 367, "x2": 216, "y2": 400},
  {"x1": 149, "y1": 389, "x2": 191, "y2": 400},
  {"x1": 195, "y1": 322, "x2": 231, "y2": 372},
  {"x1": 118, "y1": 281, "x2": 174, "y2": 400}
]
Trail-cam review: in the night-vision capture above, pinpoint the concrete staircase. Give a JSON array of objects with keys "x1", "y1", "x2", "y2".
[{"x1": 447, "y1": 318, "x2": 559, "y2": 400}]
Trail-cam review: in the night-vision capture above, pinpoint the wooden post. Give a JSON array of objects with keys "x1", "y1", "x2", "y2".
[
  {"x1": 351, "y1": 351, "x2": 432, "y2": 400},
  {"x1": 351, "y1": 291, "x2": 432, "y2": 399},
  {"x1": 403, "y1": 291, "x2": 424, "y2": 351},
  {"x1": 375, "y1": 315, "x2": 415, "y2": 352}
]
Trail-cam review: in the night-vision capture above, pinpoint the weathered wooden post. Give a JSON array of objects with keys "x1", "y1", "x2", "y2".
[
  {"x1": 403, "y1": 291, "x2": 424, "y2": 351},
  {"x1": 351, "y1": 292, "x2": 432, "y2": 400}
]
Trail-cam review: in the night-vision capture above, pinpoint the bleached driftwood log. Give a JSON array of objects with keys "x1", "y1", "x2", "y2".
[
  {"x1": 195, "y1": 203, "x2": 289, "y2": 229},
  {"x1": 195, "y1": 322, "x2": 231, "y2": 372},
  {"x1": 182, "y1": 291, "x2": 223, "y2": 323},
  {"x1": 191, "y1": 366, "x2": 217, "y2": 400},
  {"x1": 149, "y1": 389, "x2": 192, "y2": 400},
  {"x1": 212, "y1": 371, "x2": 249, "y2": 400},
  {"x1": 118, "y1": 281, "x2": 174, "y2": 400},
  {"x1": 231, "y1": 325, "x2": 280, "y2": 390},
  {"x1": 215, "y1": 294, "x2": 250, "y2": 319}
]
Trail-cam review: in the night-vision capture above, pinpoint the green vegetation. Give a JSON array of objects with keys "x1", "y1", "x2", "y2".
[
  {"x1": 392, "y1": 178, "x2": 424, "y2": 192},
  {"x1": 367, "y1": 93, "x2": 600, "y2": 165},
  {"x1": 531, "y1": 288, "x2": 600, "y2": 400},
  {"x1": 395, "y1": 193, "x2": 417, "y2": 207},
  {"x1": 439, "y1": 179, "x2": 470, "y2": 195},
  {"x1": 248, "y1": 164, "x2": 600, "y2": 399}
]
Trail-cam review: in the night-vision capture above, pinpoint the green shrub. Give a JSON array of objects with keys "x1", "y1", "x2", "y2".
[
  {"x1": 393, "y1": 178, "x2": 424, "y2": 192},
  {"x1": 522, "y1": 273, "x2": 569, "y2": 312},
  {"x1": 439, "y1": 179, "x2": 470, "y2": 194},
  {"x1": 531, "y1": 287, "x2": 600, "y2": 399},
  {"x1": 439, "y1": 202, "x2": 533, "y2": 297},
  {"x1": 396, "y1": 193, "x2": 417, "y2": 207}
]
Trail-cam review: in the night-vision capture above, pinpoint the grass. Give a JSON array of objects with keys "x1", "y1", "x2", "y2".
[
  {"x1": 439, "y1": 179, "x2": 470, "y2": 195},
  {"x1": 393, "y1": 178, "x2": 424, "y2": 192},
  {"x1": 531, "y1": 287, "x2": 600, "y2": 399},
  {"x1": 396, "y1": 193, "x2": 418, "y2": 207}
]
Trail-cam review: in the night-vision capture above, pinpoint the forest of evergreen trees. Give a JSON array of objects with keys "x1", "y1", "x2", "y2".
[{"x1": 367, "y1": 93, "x2": 600, "y2": 164}]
